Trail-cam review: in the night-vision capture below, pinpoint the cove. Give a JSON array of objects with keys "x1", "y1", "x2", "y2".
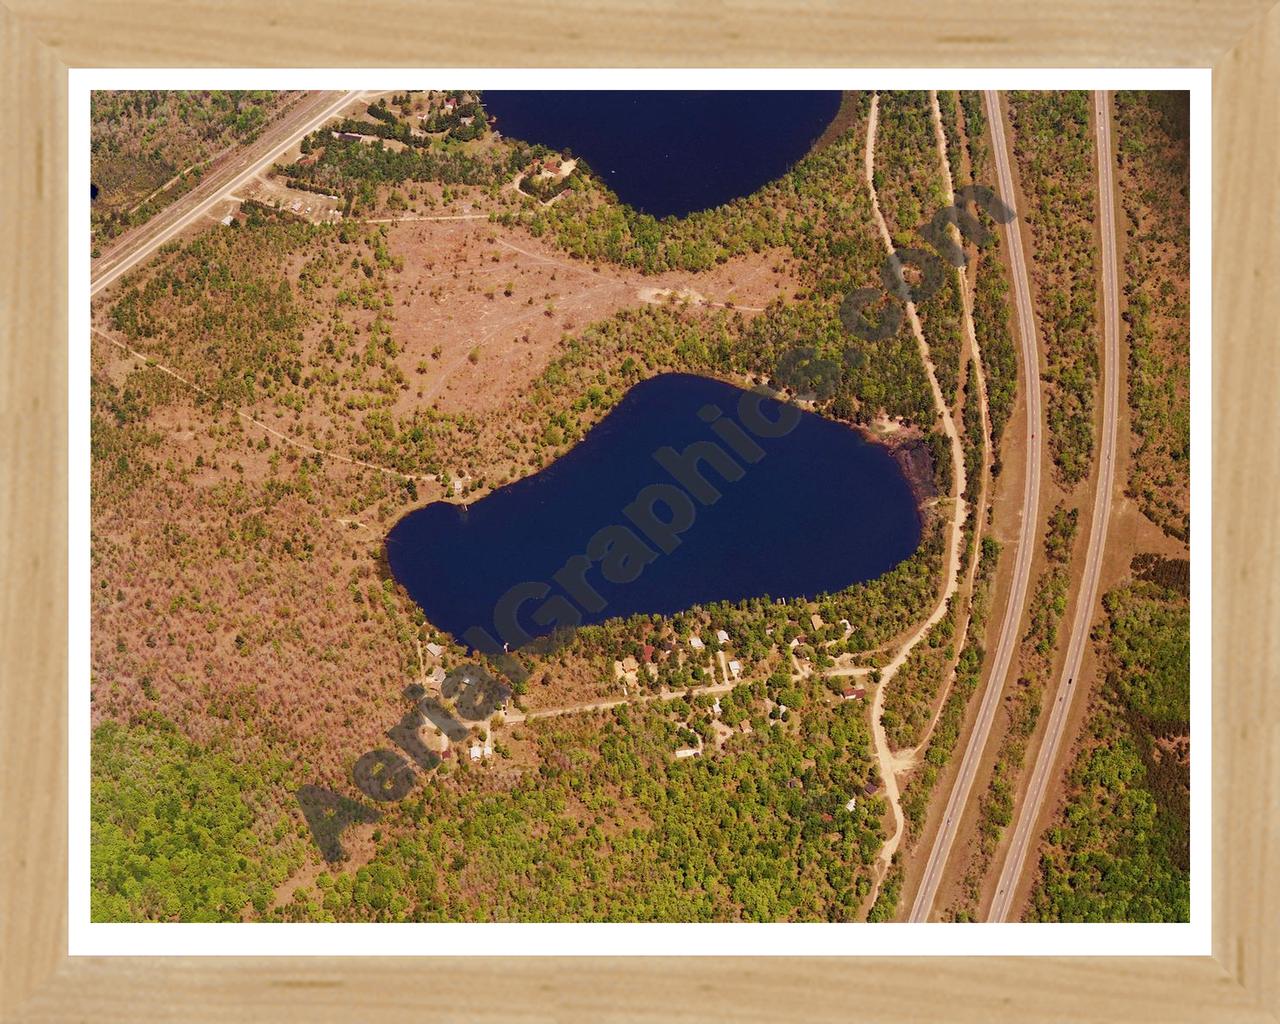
[
  {"x1": 385, "y1": 374, "x2": 922, "y2": 651},
  {"x1": 481, "y1": 91, "x2": 842, "y2": 219}
]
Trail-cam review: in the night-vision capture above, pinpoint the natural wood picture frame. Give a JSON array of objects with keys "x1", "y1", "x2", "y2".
[{"x1": 1, "y1": 2, "x2": 1275, "y2": 1019}]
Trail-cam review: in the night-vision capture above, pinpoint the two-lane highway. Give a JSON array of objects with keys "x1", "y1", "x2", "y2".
[
  {"x1": 908, "y1": 91, "x2": 1045, "y2": 922},
  {"x1": 987, "y1": 90, "x2": 1122, "y2": 922},
  {"x1": 91, "y1": 90, "x2": 362, "y2": 297}
]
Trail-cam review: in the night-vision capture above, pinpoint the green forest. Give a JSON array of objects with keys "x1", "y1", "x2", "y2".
[{"x1": 1029, "y1": 574, "x2": 1190, "y2": 921}]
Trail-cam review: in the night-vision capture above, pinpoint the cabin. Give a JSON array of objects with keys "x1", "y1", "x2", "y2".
[
  {"x1": 715, "y1": 629, "x2": 730, "y2": 645},
  {"x1": 863, "y1": 780, "x2": 882, "y2": 796},
  {"x1": 728, "y1": 660, "x2": 742, "y2": 679},
  {"x1": 810, "y1": 613, "x2": 825, "y2": 630},
  {"x1": 641, "y1": 644, "x2": 655, "y2": 664},
  {"x1": 842, "y1": 687, "x2": 865, "y2": 701},
  {"x1": 689, "y1": 636, "x2": 705, "y2": 651},
  {"x1": 425, "y1": 642, "x2": 444, "y2": 659}
]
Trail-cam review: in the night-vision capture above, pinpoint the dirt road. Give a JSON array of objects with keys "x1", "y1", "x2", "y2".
[
  {"x1": 986, "y1": 90, "x2": 1122, "y2": 921},
  {"x1": 862, "y1": 93, "x2": 969, "y2": 907},
  {"x1": 504, "y1": 680, "x2": 738, "y2": 724},
  {"x1": 91, "y1": 90, "x2": 362, "y2": 296},
  {"x1": 907, "y1": 90, "x2": 1045, "y2": 922}
]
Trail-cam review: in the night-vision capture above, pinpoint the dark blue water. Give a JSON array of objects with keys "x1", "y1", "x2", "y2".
[
  {"x1": 481, "y1": 91, "x2": 841, "y2": 219},
  {"x1": 386, "y1": 374, "x2": 920, "y2": 651}
]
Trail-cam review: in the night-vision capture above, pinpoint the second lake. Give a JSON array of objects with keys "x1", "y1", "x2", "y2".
[{"x1": 481, "y1": 90, "x2": 842, "y2": 219}]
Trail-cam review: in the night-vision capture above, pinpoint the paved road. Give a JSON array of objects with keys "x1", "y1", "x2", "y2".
[
  {"x1": 987, "y1": 90, "x2": 1122, "y2": 922},
  {"x1": 91, "y1": 90, "x2": 362, "y2": 297},
  {"x1": 908, "y1": 90, "x2": 1045, "y2": 922}
]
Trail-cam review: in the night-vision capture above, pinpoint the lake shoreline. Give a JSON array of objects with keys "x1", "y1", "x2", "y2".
[
  {"x1": 385, "y1": 372, "x2": 924, "y2": 646},
  {"x1": 809, "y1": 90, "x2": 862, "y2": 156}
]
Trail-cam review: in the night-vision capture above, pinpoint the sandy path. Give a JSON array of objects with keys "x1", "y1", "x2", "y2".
[
  {"x1": 91, "y1": 326, "x2": 432, "y2": 483},
  {"x1": 903, "y1": 92, "x2": 995, "y2": 758},
  {"x1": 505, "y1": 680, "x2": 738, "y2": 724},
  {"x1": 861, "y1": 92, "x2": 970, "y2": 910}
]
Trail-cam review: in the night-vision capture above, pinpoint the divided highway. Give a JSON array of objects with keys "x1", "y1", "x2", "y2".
[
  {"x1": 91, "y1": 90, "x2": 362, "y2": 297},
  {"x1": 908, "y1": 91, "x2": 1044, "y2": 922},
  {"x1": 987, "y1": 90, "x2": 1122, "y2": 921}
]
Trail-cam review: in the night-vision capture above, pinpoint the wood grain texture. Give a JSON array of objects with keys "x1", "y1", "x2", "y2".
[
  {"x1": 1212, "y1": 7, "x2": 1280, "y2": 1014},
  {"x1": 0, "y1": 0, "x2": 1276, "y2": 1019},
  {"x1": 0, "y1": 3, "x2": 68, "y2": 1020},
  {"x1": 2, "y1": 0, "x2": 1277, "y2": 67}
]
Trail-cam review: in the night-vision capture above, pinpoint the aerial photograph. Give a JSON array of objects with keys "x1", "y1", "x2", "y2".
[{"x1": 88, "y1": 87, "x2": 1190, "y2": 924}]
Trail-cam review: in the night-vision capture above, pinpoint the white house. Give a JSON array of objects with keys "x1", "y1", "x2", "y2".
[
  {"x1": 715, "y1": 629, "x2": 730, "y2": 645},
  {"x1": 425, "y1": 642, "x2": 445, "y2": 659},
  {"x1": 728, "y1": 660, "x2": 742, "y2": 679},
  {"x1": 689, "y1": 636, "x2": 705, "y2": 651}
]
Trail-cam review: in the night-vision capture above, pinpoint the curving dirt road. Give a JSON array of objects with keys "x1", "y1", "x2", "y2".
[
  {"x1": 504, "y1": 680, "x2": 738, "y2": 724},
  {"x1": 91, "y1": 90, "x2": 363, "y2": 297},
  {"x1": 907, "y1": 90, "x2": 1045, "y2": 922},
  {"x1": 987, "y1": 90, "x2": 1122, "y2": 922},
  {"x1": 862, "y1": 93, "x2": 969, "y2": 908}
]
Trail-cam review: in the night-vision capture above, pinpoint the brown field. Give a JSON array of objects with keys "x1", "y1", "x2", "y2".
[{"x1": 88, "y1": 205, "x2": 794, "y2": 792}]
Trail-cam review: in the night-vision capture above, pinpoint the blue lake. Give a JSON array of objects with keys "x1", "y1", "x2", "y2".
[
  {"x1": 385, "y1": 374, "x2": 921, "y2": 651},
  {"x1": 481, "y1": 91, "x2": 842, "y2": 219}
]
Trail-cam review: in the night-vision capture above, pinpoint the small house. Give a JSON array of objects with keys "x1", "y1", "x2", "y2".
[
  {"x1": 715, "y1": 629, "x2": 730, "y2": 645},
  {"x1": 689, "y1": 636, "x2": 705, "y2": 651},
  {"x1": 728, "y1": 660, "x2": 742, "y2": 679},
  {"x1": 810, "y1": 613, "x2": 825, "y2": 630}
]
